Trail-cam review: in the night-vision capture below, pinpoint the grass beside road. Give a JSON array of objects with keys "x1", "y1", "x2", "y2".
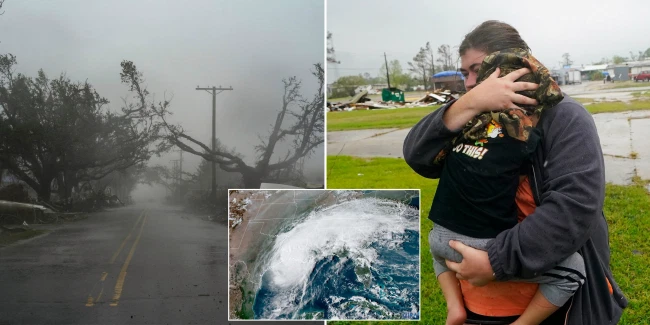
[
  {"x1": 327, "y1": 106, "x2": 441, "y2": 131},
  {"x1": 608, "y1": 80, "x2": 650, "y2": 89},
  {"x1": 600, "y1": 176, "x2": 650, "y2": 324},
  {"x1": 328, "y1": 100, "x2": 650, "y2": 131},
  {"x1": 632, "y1": 91, "x2": 650, "y2": 98},
  {"x1": 574, "y1": 97, "x2": 595, "y2": 104},
  {"x1": 585, "y1": 100, "x2": 650, "y2": 114},
  {"x1": 327, "y1": 156, "x2": 444, "y2": 325},
  {"x1": 326, "y1": 155, "x2": 649, "y2": 325},
  {"x1": 0, "y1": 229, "x2": 47, "y2": 247}
]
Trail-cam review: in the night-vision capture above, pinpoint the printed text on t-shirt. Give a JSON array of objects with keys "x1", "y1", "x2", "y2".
[{"x1": 453, "y1": 143, "x2": 488, "y2": 160}]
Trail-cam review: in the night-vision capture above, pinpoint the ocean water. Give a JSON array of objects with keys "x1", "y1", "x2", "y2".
[{"x1": 251, "y1": 194, "x2": 419, "y2": 320}]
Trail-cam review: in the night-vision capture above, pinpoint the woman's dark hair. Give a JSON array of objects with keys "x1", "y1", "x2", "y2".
[{"x1": 459, "y1": 20, "x2": 529, "y2": 56}]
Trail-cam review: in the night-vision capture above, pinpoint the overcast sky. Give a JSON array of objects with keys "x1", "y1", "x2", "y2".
[
  {"x1": 327, "y1": 0, "x2": 650, "y2": 82},
  {"x1": 0, "y1": 0, "x2": 324, "y2": 187}
]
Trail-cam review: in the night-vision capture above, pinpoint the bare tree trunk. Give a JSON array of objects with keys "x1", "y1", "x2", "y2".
[
  {"x1": 56, "y1": 173, "x2": 66, "y2": 200},
  {"x1": 37, "y1": 182, "x2": 52, "y2": 202},
  {"x1": 242, "y1": 169, "x2": 263, "y2": 189},
  {"x1": 63, "y1": 171, "x2": 77, "y2": 202}
]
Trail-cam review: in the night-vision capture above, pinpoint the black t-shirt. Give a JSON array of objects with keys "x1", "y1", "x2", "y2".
[{"x1": 429, "y1": 119, "x2": 531, "y2": 238}]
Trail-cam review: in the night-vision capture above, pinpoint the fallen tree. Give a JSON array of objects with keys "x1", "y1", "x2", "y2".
[
  {"x1": 120, "y1": 61, "x2": 324, "y2": 188},
  {"x1": 0, "y1": 55, "x2": 165, "y2": 202}
]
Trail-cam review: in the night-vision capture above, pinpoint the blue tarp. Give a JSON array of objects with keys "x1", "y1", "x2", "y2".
[{"x1": 432, "y1": 71, "x2": 464, "y2": 79}]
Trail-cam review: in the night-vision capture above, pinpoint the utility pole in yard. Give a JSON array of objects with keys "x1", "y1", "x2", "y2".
[
  {"x1": 170, "y1": 159, "x2": 180, "y2": 203},
  {"x1": 173, "y1": 149, "x2": 184, "y2": 183},
  {"x1": 195, "y1": 85, "x2": 233, "y2": 199},
  {"x1": 384, "y1": 52, "x2": 391, "y2": 89},
  {"x1": 172, "y1": 149, "x2": 184, "y2": 202}
]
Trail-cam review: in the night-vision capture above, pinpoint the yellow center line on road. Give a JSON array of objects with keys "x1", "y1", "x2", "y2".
[
  {"x1": 110, "y1": 211, "x2": 148, "y2": 307},
  {"x1": 85, "y1": 271, "x2": 108, "y2": 307},
  {"x1": 85, "y1": 209, "x2": 147, "y2": 307},
  {"x1": 110, "y1": 210, "x2": 145, "y2": 264},
  {"x1": 85, "y1": 295, "x2": 94, "y2": 307}
]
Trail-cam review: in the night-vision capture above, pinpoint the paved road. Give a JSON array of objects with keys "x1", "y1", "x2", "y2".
[
  {"x1": 0, "y1": 204, "x2": 323, "y2": 325},
  {"x1": 328, "y1": 111, "x2": 650, "y2": 189}
]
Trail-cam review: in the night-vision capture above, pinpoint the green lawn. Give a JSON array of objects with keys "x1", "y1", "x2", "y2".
[
  {"x1": 326, "y1": 156, "x2": 649, "y2": 325},
  {"x1": 327, "y1": 100, "x2": 650, "y2": 131},
  {"x1": 326, "y1": 156, "x2": 444, "y2": 325},
  {"x1": 327, "y1": 106, "x2": 442, "y2": 131}
]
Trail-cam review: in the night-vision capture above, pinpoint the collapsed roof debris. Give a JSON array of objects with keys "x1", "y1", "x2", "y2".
[{"x1": 328, "y1": 89, "x2": 462, "y2": 111}]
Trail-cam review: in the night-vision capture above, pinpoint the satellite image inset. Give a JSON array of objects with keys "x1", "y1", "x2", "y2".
[{"x1": 228, "y1": 190, "x2": 420, "y2": 320}]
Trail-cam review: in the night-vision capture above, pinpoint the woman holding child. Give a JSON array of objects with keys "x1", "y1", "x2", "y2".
[{"x1": 403, "y1": 20, "x2": 627, "y2": 324}]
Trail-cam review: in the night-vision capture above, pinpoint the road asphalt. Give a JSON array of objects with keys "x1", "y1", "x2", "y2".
[{"x1": 0, "y1": 203, "x2": 323, "y2": 325}]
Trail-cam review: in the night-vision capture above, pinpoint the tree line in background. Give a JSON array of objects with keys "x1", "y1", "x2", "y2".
[
  {"x1": 329, "y1": 30, "x2": 650, "y2": 99},
  {"x1": 562, "y1": 48, "x2": 650, "y2": 68},
  {"x1": 590, "y1": 48, "x2": 650, "y2": 65},
  {"x1": 328, "y1": 39, "x2": 458, "y2": 98}
]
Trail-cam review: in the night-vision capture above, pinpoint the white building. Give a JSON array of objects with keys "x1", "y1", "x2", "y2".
[
  {"x1": 579, "y1": 64, "x2": 608, "y2": 80},
  {"x1": 605, "y1": 60, "x2": 650, "y2": 81}
]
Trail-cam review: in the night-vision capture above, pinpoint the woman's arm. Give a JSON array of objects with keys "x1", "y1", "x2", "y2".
[
  {"x1": 402, "y1": 101, "x2": 461, "y2": 179},
  {"x1": 487, "y1": 99, "x2": 605, "y2": 280}
]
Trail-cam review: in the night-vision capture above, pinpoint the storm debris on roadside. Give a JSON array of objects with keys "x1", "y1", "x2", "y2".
[
  {"x1": 0, "y1": 200, "x2": 87, "y2": 225},
  {"x1": 0, "y1": 200, "x2": 51, "y2": 224},
  {"x1": 328, "y1": 89, "x2": 461, "y2": 111}
]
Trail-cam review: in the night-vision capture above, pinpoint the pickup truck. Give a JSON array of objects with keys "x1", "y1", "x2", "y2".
[{"x1": 634, "y1": 71, "x2": 650, "y2": 82}]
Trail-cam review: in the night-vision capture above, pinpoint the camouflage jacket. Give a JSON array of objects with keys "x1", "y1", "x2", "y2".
[{"x1": 434, "y1": 48, "x2": 563, "y2": 165}]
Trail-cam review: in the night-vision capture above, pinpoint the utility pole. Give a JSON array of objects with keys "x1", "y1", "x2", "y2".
[
  {"x1": 173, "y1": 149, "x2": 184, "y2": 183},
  {"x1": 170, "y1": 160, "x2": 180, "y2": 183},
  {"x1": 327, "y1": 32, "x2": 341, "y2": 83},
  {"x1": 384, "y1": 52, "x2": 391, "y2": 89},
  {"x1": 196, "y1": 85, "x2": 233, "y2": 199},
  {"x1": 170, "y1": 159, "x2": 180, "y2": 203},
  {"x1": 172, "y1": 149, "x2": 184, "y2": 202}
]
